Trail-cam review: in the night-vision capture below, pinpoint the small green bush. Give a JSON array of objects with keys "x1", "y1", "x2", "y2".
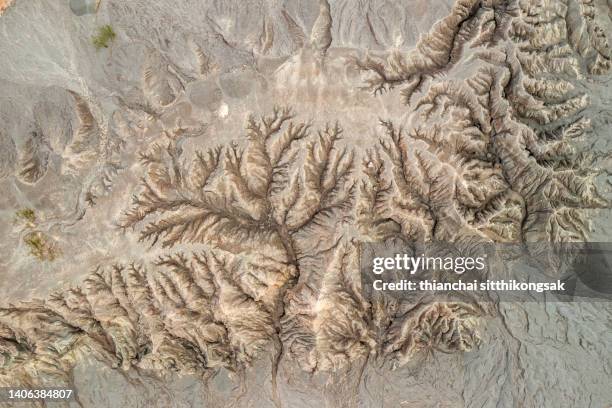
[
  {"x1": 92, "y1": 25, "x2": 116, "y2": 50},
  {"x1": 24, "y1": 231, "x2": 59, "y2": 262},
  {"x1": 15, "y1": 208, "x2": 36, "y2": 223}
]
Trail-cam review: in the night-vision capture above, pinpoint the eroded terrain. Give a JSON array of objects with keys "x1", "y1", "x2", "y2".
[{"x1": 0, "y1": 0, "x2": 611, "y2": 407}]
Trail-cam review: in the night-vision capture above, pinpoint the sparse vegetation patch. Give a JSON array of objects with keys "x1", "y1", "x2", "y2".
[{"x1": 92, "y1": 24, "x2": 116, "y2": 50}]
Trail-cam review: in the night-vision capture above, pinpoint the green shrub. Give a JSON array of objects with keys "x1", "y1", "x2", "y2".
[
  {"x1": 92, "y1": 25, "x2": 116, "y2": 50},
  {"x1": 24, "y1": 231, "x2": 59, "y2": 262},
  {"x1": 15, "y1": 208, "x2": 36, "y2": 223}
]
